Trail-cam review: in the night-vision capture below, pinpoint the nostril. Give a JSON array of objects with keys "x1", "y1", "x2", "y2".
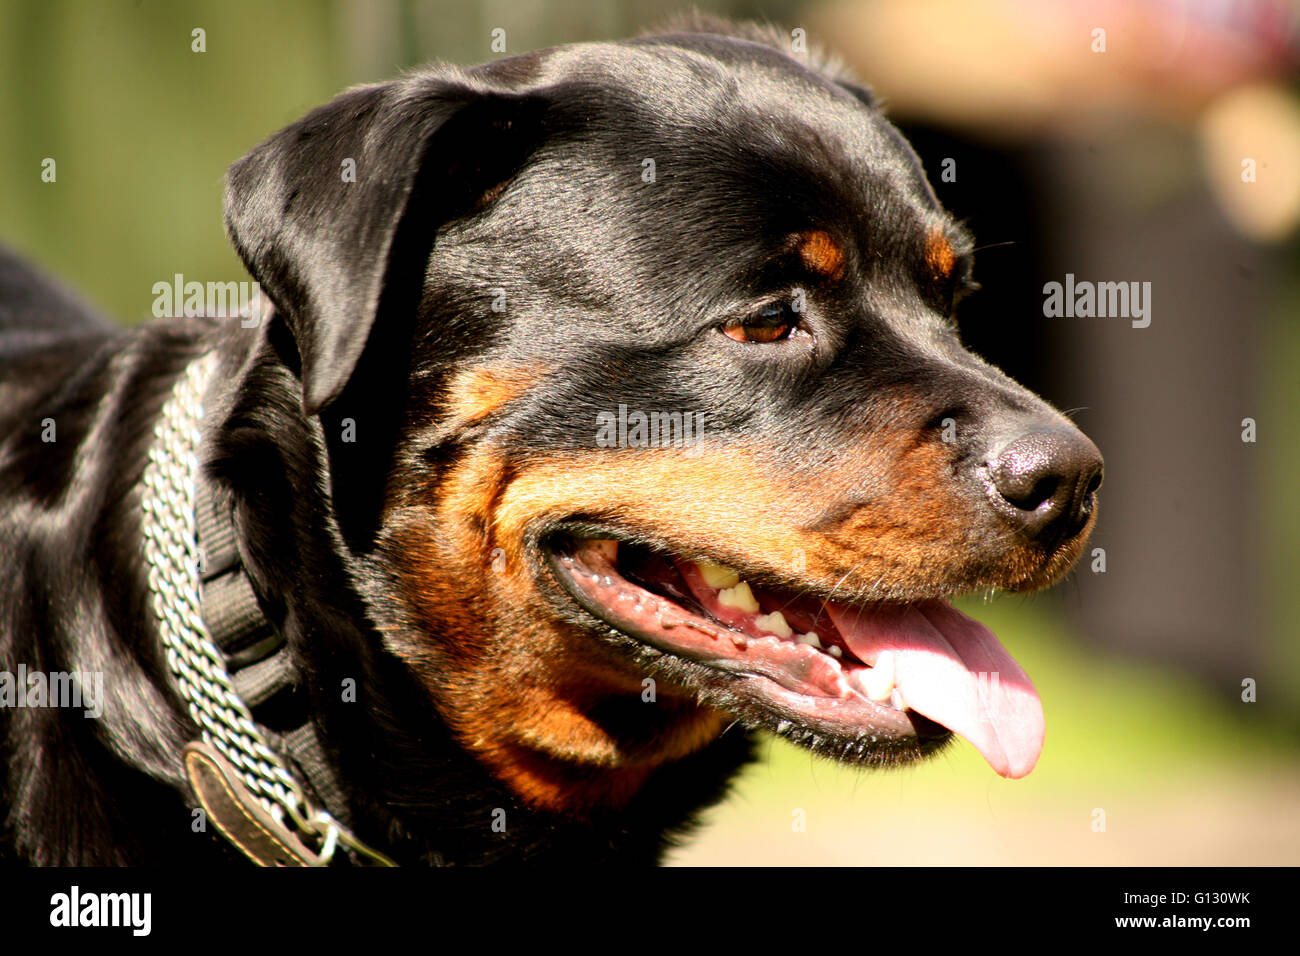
[{"x1": 1002, "y1": 473, "x2": 1059, "y2": 513}]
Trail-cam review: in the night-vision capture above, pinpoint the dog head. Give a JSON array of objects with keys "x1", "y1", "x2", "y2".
[{"x1": 224, "y1": 21, "x2": 1101, "y2": 813}]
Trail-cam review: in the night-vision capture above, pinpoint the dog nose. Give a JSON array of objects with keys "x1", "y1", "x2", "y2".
[{"x1": 987, "y1": 427, "x2": 1103, "y2": 542}]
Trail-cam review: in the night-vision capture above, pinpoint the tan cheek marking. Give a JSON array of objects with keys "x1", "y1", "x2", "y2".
[
  {"x1": 381, "y1": 446, "x2": 733, "y2": 811},
  {"x1": 493, "y1": 450, "x2": 827, "y2": 578},
  {"x1": 444, "y1": 366, "x2": 542, "y2": 427},
  {"x1": 798, "y1": 230, "x2": 846, "y2": 280},
  {"x1": 489, "y1": 434, "x2": 1013, "y2": 596},
  {"x1": 924, "y1": 228, "x2": 956, "y2": 280}
]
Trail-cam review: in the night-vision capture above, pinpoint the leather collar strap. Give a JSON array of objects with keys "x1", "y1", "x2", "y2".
[
  {"x1": 184, "y1": 741, "x2": 333, "y2": 866},
  {"x1": 144, "y1": 352, "x2": 396, "y2": 867}
]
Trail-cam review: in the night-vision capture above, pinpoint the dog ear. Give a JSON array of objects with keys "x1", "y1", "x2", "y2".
[{"x1": 224, "y1": 75, "x2": 548, "y2": 415}]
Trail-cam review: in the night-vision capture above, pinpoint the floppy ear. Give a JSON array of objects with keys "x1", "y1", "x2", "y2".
[{"x1": 224, "y1": 74, "x2": 548, "y2": 415}]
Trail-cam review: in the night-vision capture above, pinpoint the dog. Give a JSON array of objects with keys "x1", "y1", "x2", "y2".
[{"x1": 0, "y1": 17, "x2": 1101, "y2": 865}]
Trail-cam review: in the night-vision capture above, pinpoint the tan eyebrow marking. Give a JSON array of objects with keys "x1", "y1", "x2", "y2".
[
  {"x1": 797, "y1": 230, "x2": 846, "y2": 280},
  {"x1": 924, "y1": 228, "x2": 956, "y2": 280}
]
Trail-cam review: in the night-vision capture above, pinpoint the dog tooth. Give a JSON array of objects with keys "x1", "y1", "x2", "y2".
[
  {"x1": 697, "y1": 561, "x2": 741, "y2": 589},
  {"x1": 864, "y1": 651, "x2": 895, "y2": 702},
  {"x1": 796, "y1": 631, "x2": 822, "y2": 648},
  {"x1": 890, "y1": 688, "x2": 906, "y2": 711},
  {"x1": 754, "y1": 611, "x2": 792, "y2": 638},
  {"x1": 717, "y1": 582, "x2": 760, "y2": 613},
  {"x1": 827, "y1": 645, "x2": 842, "y2": 658}
]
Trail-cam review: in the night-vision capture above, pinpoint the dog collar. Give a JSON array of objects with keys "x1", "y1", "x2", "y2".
[{"x1": 141, "y1": 352, "x2": 395, "y2": 866}]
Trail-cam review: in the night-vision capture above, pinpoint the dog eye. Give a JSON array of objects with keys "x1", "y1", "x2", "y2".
[{"x1": 721, "y1": 302, "x2": 799, "y2": 344}]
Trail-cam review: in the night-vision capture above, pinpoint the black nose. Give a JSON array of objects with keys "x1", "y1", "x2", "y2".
[{"x1": 987, "y1": 427, "x2": 1103, "y2": 542}]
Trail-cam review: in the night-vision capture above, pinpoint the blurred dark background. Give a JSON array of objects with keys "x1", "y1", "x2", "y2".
[{"x1": 2, "y1": 0, "x2": 1297, "y2": 864}]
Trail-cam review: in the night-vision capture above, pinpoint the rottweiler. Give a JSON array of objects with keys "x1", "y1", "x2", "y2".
[{"x1": 0, "y1": 17, "x2": 1101, "y2": 865}]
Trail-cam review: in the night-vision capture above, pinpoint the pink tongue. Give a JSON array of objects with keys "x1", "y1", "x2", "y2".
[{"x1": 826, "y1": 601, "x2": 1044, "y2": 778}]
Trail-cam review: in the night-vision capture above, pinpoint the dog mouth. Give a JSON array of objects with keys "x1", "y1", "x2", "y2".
[{"x1": 544, "y1": 533, "x2": 1045, "y2": 778}]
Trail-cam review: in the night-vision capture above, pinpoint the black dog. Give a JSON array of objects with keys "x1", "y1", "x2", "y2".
[{"x1": 0, "y1": 18, "x2": 1101, "y2": 865}]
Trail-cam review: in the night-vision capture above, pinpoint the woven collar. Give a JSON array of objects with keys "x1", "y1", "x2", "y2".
[{"x1": 141, "y1": 352, "x2": 395, "y2": 866}]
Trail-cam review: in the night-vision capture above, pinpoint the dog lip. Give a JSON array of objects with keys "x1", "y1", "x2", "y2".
[
  {"x1": 540, "y1": 532, "x2": 1047, "y2": 778},
  {"x1": 537, "y1": 530, "x2": 948, "y2": 745}
]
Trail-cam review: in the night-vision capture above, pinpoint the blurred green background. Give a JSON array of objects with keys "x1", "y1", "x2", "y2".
[{"x1": 2, "y1": 0, "x2": 1297, "y2": 864}]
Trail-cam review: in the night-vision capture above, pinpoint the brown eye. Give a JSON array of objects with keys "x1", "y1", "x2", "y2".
[{"x1": 722, "y1": 303, "x2": 797, "y2": 343}]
